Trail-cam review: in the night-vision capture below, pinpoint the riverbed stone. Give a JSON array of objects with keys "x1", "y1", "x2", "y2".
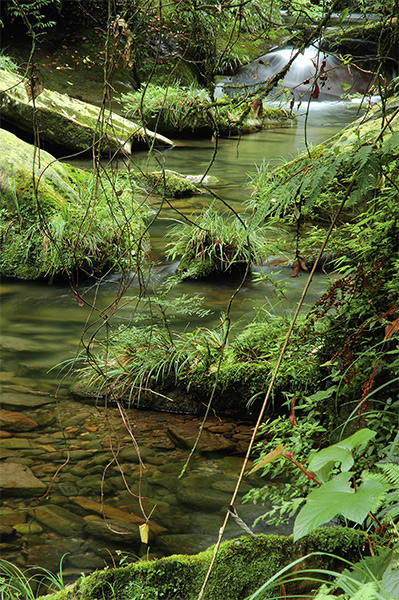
[
  {"x1": 0, "y1": 393, "x2": 56, "y2": 409},
  {"x1": 30, "y1": 505, "x2": 85, "y2": 536},
  {"x1": 176, "y1": 474, "x2": 230, "y2": 511},
  {"x1": 69, "y1": 496, "x2": 166, "y2": 535},
  {"x1": 13, "y1": 522, "x2": 43, "y2": 535},
  {"x1": 57, "y1": 482, "x2": 80, "y2": 497},
  {"x1": 68, "y1": 552, "x2": 105, "y2": 570},
  {"x1": 156, "y1": 532, "x2": 216, "y2": 555},
  {"x1": 0, "y1": 509, "x2": 27, "y2": 526},
  {"x1": 83, "y1": 518, "x2": 143, "y2": 546},
  {"x1": 0, "y1": 430, "x2": 12, "y2": 438},
  {"x1": 23, "y1": 539, "x2": 83, "y2": 572},
  {"x1": 0, "y1": 462, "x2": 47, "y2": 496},
  {"x1": 167, "y1": 424, "x2": 236, "y2": 453}
]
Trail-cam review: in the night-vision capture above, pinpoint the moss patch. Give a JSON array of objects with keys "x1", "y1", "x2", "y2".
[
  {"x1": 0, "y1": 69, "x2": 173, "y2": 155},
  {"x1": 0, "y1": 129, "x2": 149, "y2": 280},
  {"x1": 41, "y1": 528, "x2": 368, "y2": 600}
]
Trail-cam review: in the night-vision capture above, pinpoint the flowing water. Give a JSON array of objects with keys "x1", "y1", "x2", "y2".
[{"x1": 0, "y1": 100, "x2": 363, "y2": 579}]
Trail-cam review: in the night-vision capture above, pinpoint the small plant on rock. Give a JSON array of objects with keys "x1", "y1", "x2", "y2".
[{"x1": 166, "y1": 203, "x2": 268, "y2": 279}]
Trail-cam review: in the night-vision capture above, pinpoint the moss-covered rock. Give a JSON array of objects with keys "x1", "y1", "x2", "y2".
[
  {"x1": 0, "y1": 129, "x2": 149, "y2": 280},
  {"x1": 132, "y1": 170, "x2": 201, "y2": 197},
  {"x1": 0, "y1": 69, "x2": 173, "y2": 155},
  {"x1": 122, "y1": 84, "x2": 295, "y2": 138},
  {"x1": 41, "y1": 528, "x2": 368, "y2": 600}
]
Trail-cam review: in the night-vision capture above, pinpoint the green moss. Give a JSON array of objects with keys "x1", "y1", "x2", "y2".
[
  {"x1": 41, "y1": 529, "x2": 368, "y2": 600},
  {"x1": 133, "y1": 170, "x2": 200, "y2": 198},
  {"x1": 0, "y1": 129, "x2": 149, "y2": 280},
  {"x1": 122, "y1": 83, "x2": 295, "y2": 138}
]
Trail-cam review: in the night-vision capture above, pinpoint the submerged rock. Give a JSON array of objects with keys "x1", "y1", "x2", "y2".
[
  {"x1": 0, "y1": 409, "x2": 38, "y2": 432},
  {"x1": 30, "y1": 505, "x2": 85, "y2": 536},
  {"x1": 168, "y1": 424, "x2": 236, "y2": 453},
  {"x1": 0, "y1": 462, "x2": 47, "y2": 496},
  {"x1": 83, "y1": 518, "x2": 143, "y2": 546}
]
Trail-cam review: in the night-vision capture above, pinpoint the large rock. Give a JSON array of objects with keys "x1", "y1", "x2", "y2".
[
  {"x1": 0, "y1": 408, "x2": 38, "y2": 432},
  {"x1": 0, "y1": 462, "x2": 47, "y2": 496},
  {"x1": 0, "y1": 69, "x2": 173, "y2": 154},
  {"x1": 0, "y1": 129, "x2": 149, "y2": 279},
  {"x1": 43, "y1": 528, "x2": 369, "y2": 600}
]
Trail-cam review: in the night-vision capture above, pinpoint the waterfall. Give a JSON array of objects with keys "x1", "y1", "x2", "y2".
[{"x1": 215, "y1": 45, "x2": 376, "y2": 101}]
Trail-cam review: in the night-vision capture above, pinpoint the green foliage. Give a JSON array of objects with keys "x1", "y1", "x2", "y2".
[
  {"x1": 249, "y1": 427, "x2": 399, "y2": 548},
  {"x1": 248, "y1": 548, "x2": 399, "y2": 600},
  {"x1": 0, "y1": 557, "x2": 66, "y2": 599},
  {"x1": 8, "y1": 0, "x2": 60, "y2": 31},
  {"x1": 0, "y1": 52, "x2": 19, "y2": 73},
  {"x1": 165, "y1": 203, "x2": 269, "y2": 279},
  {"x1": 294, "y1": 473, "x2": 384, "y2": 541},
  {"x1": 307, "y1": 429, "x2": 377, "y2": 483},
  {"x1": 248, "y1": 112, "x2": 399, "y2": 266}
]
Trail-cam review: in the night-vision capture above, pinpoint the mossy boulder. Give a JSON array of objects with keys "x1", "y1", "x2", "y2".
[
  {"x1": 122, "y1": 84, "x2": 296, "y2": 138},
  {"x1": 0, "y1": 69, "x2": 173, "y2": 155},
  {"x1": 41, "y1": 528, "x2": 368, "y2": 600},
  {"x1": 132, "y1": 170, "x2": 201, "y2": 197},
  {"x1": 0, "y1": 129, "x2": 149, "y2": 280}
]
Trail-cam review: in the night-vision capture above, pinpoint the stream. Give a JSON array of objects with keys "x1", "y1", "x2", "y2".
[{"x1": 0, "y1": 100, "x2": 364, "y2": 580}]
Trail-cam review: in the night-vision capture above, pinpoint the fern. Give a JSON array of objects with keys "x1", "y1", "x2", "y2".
[{"x1": 363, "y1": 463, "x2": 399, "y2": 524}]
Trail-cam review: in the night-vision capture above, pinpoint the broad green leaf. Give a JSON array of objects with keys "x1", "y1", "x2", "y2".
[
  {"x1": 293, "y1": 473, "x2": 385, "y2": 541},
  {"x1": 308, "y1": 429, "x2": 376, "y2": 482},
  {"x1": 247, "y1": 444, "x2": 285, "y2": 475},
  {"x1": 381, "y1": 552, "x2": 399, "y2": 597},
  {"x1": 294, "y1": 473, "x2": 352, "y2": 540}
]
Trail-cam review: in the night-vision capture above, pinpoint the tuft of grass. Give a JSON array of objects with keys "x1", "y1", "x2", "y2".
[
  {"x1": 165, "y1": 203, "x2": 268, "y2": 279},
  {"x1": 0, "y1": 52, "x2": 19, "y2": 74},
  {"x1": 0, "y1": 557, "x2": 67, "y2": 599}
]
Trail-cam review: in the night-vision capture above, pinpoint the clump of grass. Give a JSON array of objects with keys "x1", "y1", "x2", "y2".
[
  {"x1": 0, "y1": 557, "x2": 67, "y2": 599},
  {"x1": 0, "y1": 51, "x2": 19, "y2": 73},
  {"x1": 165, "y1": 203, "x2": 268, "y2": 279}
]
